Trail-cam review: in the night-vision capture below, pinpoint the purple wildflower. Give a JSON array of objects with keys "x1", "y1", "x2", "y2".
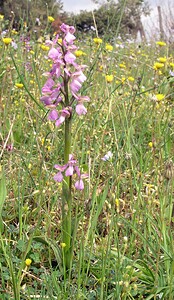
[
  {"x1": 54, "y1": 172, "x2": 63, "y2": 182},
  {"x1": 64, "y1": 51, "x2": 76, "y2": 64},
  {"x1": 60, "y1": 23, "x2": 76, "y2": 44},
  {"x1": 74, "y1": 95, "x2": 90, "y2": 115},
  {"x1": 41, "y1": 23, "x2": 89, "y2": 192},
  {"x1": 11, "y1": 41, "x2": 18, "y2": 49},
  {"x1": 76, "y1": 103, "x2": 87, "y2": 115},
  {"x1": 55, "y1": 108, "x2": 71, "y2": 127},
  {"x1": 75, "y1": 179, "x2": 84, "y2": 190},
  {"x1": 48, "y1": 109, "x2": 59, "y2": 121},
  {"x1": 54, "y1": 154, "x2": 87, "y2": 190},
  {"x1": 42, "y1": 78, "x2": 55, "y2": 93},
  {"x1": 40, "y1": 23, "x2": 89, "y2": 126},
  {"x1": 41, "y1": 78, "x2": 62, "y2": 107}
]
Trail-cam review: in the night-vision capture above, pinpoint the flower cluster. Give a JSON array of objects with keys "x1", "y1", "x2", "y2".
[
  {"x1": 41, "y1": 23, "x2": 89, "y2": 127},
  {"x1": 54, "y1": 154, "x2": 88, "y2": 190}
]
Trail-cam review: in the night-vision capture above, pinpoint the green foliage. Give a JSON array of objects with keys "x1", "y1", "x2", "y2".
[
  {"x1": 1, "y1": 13, "x2": 174, "y2": 299},
  {"x1": 70, "y1": 0, "x2": 150, "y2": 39},
  {"x1": 1, "y1": 0, "x2": 63, "y2": 30}
]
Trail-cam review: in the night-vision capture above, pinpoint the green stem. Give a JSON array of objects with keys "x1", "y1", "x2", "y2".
[
  {"x1": 62, "y1": 118, "x2": 72, "y2": 270},
  {"x1": 62, "y1": 69, "x2": 72, "y2": 271}
]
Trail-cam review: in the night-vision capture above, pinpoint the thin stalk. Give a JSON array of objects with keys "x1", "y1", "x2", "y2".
[
  {"x1": 115, "y1": 0, "x2": 127, "y2": 38},
  {"x1": 62, "y1": 70, "x2": 72, "y2": 271}
]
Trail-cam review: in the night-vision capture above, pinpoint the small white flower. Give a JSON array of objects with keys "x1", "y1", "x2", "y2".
[
  {"x1": 123, "y1": 236, "x2": 128, "y2": 242},
  {"x1": 101, "y1": 151, "x2": 113, "y2": 161},
  {"x1": 90, "y1": 26, "x2": 96, "y2": 31},
  {"x1": 169, "y1": 70, "x2": 174, "y2": 77}
]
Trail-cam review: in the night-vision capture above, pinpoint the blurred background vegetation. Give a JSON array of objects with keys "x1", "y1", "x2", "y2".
[{"x1": 0, "y1": 0, "x2": 150, "y2": 40}]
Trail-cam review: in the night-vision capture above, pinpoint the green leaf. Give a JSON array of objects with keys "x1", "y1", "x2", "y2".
[
  {"x1": 16, "y1": 239, "x2": 27, "y2": 252},
  {"x1": 0, "y1": 70, "x2": 6, "y2": 78},
  {"x1": 33, "y1": 236, "x2": 63, "y2": 270}
]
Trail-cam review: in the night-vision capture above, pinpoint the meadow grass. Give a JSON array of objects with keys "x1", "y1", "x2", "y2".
[{"x1": 1, "y1": 18, "x2": 174, "y2": 300}]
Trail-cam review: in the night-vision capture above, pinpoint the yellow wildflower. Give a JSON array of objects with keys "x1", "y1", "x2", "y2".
[
  {"x1": 153, "y1": 62, "x2": 164, "y2": 70},
  {"x1": 25, "y1": 259, "x2": 32, "y2": 266},
  {"x1": 41, "y1": 138, "x2": 45, "y2": 146},
  {"x1": 60, "y1": 242, "x2": 66, "y2": 248},
  {"x1": 148, "y1": 142, "x2": 153, "y2": 148},
  {"x1": 115, "y1": 198, "x2": 119, "y2": 207},
  {"x1": 11, "y1": 29, "x2": 18, "y2": 35},
  {"x1": 119, "y1": 63, "x2": 126, "y2": 69},
  {"x1": 0, "y1": 14, "x2": 4, "y2": 20},
  {"x1": 41, "y1": 44, "x2": 49, "y2": 51},
  {"x1": 2, "y1": 37, "x2": 12, "y2": 45},
  {"x1": 121, "y1": 77, "x2": 126, "y2": 84},
  {"x1": 15, "y1": 83, "x2": 23, "y2": 89},
  {"x1": 170, "y1": 63, "x2": 174, "y2": 68},
  {"x1": 105, "y1": 43, "x2": 113, "y2": 51},
  {"x1": 128, "y1": 76, "x2": 135, "y2": 82},
  {"x1": 156, "y1": 41, "x2": 166, "y2": 46},
  {"x1": 158, "y1": 57, "x2": 167, "y2": 63},
  {"x1": 93, "y1": 37, "x2": 103, "y2": 44},
  {"x1": 156, "y1": 94, "x2": 165, "y2": 101},
  {"x1": 105, "y1": 75, "x2": 114, "y2": 83},
  {"x1": 74, "y1": 50, "x2": 85, "y2": 57},
  {"x1": 48, "y1": 16, "x2": 55, "y2": 22}
]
